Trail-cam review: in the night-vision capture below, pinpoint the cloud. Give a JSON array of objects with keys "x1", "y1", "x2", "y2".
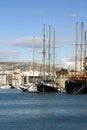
[
  {"x1": 58, "y1": 57, "x2": 83, "y2": 71},
  {"x1": 56, "y1": 57, "x2": 75, "y2": 69},
  {"x1": 0, "y1": 36, "x2": 75, "y2": 63},
  {"x1": 0, "y1": 37, "x2": 42, "y2": 48},
  {"x1": 70, "y1": 13, "x2": 77, "y2": 18},
  {"x1": 0, "y1": 36, "x2": 74, "y2": 48},
  {"x1": 0, "y1": 50, "x2": 19, "y2": 61}
]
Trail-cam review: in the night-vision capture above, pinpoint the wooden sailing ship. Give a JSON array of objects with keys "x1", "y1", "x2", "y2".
[{"x1": 65, "y1": 22, "x2": 87, "y2": 94}]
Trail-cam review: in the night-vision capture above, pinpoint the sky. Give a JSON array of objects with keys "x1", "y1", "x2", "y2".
[{"x1": 0, "y1": 0, "x2": 87, "y2": 69}]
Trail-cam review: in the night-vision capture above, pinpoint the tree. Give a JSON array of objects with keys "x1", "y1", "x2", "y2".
[{"x1": 56, "y1": 68, "x2": 68, "y2": 77}]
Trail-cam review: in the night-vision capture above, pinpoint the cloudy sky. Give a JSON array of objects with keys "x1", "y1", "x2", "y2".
[{"x1": 0, "y1": 0, "x2": 87, "y2": 69}]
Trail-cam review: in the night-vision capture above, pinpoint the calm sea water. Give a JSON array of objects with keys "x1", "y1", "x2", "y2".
[{"x1": 0, "y1": 89, "x2": 87, "y2": 130}]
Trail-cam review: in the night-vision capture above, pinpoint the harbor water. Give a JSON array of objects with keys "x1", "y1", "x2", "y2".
[{"x1": 0, "y1": 89, "x2": 87, "y2": 130}]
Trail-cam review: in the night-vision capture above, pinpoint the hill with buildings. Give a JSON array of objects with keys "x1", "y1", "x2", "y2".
[{"x1": 0, "y1": 62, "x2": 59, "y2": 72}]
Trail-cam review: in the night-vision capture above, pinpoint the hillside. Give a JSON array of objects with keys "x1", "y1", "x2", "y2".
[{"x1": 0, "y1": 62, "x2": 59, "y2": 72}]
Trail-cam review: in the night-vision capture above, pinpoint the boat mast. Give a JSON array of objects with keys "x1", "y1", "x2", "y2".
[
  {"x1": 75, "y1": 22, "x2": 78, "y2": 75},
  {"x1": 32, "y1": 36, "x2": 35, "y2": 81},
  {"x1": 53, "y1": 28, "x2": 55, "y2": 78},
  {"x1": 42, "y1": 24, "x2": 46, "y2": 80},
  {"x1": 84, "y1": 31, "x2": 87, "y2": 76},
  {"x1": 48, "y1": 25, "x2": 51, "y2": 79},
  {"x1": 80, "y1": 22, "x2": 84, "y2": 74}
]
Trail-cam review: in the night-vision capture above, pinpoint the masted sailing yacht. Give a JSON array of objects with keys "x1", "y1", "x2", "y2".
[
  {"x1": 36, "y1": 24, "x2": 60, "y2": 93},
  {"x1": 65, "y1": 22, "x2": 87, "y2": 94},
  {"x1": 20, "y1": 36, "x2": 41, "y2": 93}
]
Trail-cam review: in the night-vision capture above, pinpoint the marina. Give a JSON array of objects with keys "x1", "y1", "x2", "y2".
[
  {"x1": 0, "y1": 1, "x2": 87, "y2": 130},
  {"x1": 0, "y1": 24, "x2": 63, "y2": 93},
  {"x1": 0, "y1": 22, "x2": 87, "y2": 94}
]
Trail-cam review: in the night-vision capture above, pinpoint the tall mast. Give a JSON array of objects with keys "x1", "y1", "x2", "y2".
[
  {"x1": 48, "y1": 25, "x2": 51, "y2": 79},
  {"x1": 32, "y1": 36, "x2": 35, "y2": 81},
  {"x1": 80, "y1": 22, "x2": 84, "y2": 73},
  {"x1": 53, "y1": 28, "x2": 55, "y2": 78},
  {"x1": 75, "y1": 22, "x2": 78, "y2": 74},
  {"x1": 84, "y1": 31, "x2": 87, "y2": 76},
  {"x1": 42, "y1": 24, "x2": 46, "y2": 80}
]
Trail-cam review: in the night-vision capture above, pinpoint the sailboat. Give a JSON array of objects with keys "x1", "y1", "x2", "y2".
[
  {"x1": 65, "y1": 22, "x2": 87, "y2": 94},
  {"x1": 36, "y1": 24, "x2": 60, "y2": 93},
  {"x1": 20, "y1": 36, "x2": 41, "y2": 93}
]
